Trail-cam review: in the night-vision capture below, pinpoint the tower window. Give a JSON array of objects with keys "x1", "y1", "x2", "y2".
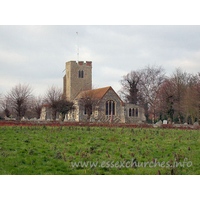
[
  {"x1": 105, "y1": 100, "x2": 115, "y2": 115},
  {"x1": 79, "y1": 70, "x2": 84, "y2": 78}
]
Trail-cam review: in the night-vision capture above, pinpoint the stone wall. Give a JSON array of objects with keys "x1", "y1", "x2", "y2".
[
  {"x1": 124, "y1": 103, "x2": 146, "y2": 123},
  {"x1": 97, "y1": 89, "x2": 124, "y2": 123},
  {"x1": 40, "y1": 107, "x2": 60, "y2": 121},
  {"x1": 64, "y1": 61, "x2": 92, "y2": 101},
  {"x1": 78, "y1": 90, "x2": 124, "y2": 123},
  {"x1": 65, "y1": 98, "x2": 146, "y2": 124},
  {"x1": 63, "y1": 75, "x2": 66, "y2": 97}
]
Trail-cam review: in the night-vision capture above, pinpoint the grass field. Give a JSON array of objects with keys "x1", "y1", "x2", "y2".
[{"x1": 0, "y1": 125, "x2": 199, "y2": 175}]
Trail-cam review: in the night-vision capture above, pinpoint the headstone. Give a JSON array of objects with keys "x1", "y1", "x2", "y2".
[
  {"x1": 156, "y1": 120, "x2": 162, "y2": 125},
  {"x1": 21, "y1": 117, "x2": 27, "y2": 121},
  {"x1": 163, "y1": 120, "x2": 167, "y2": 124},
  {"x1": 167, "y1": 118, "x2": 172, "y2": 124},
  {"x1": 154, "y1": 120, "x2": 162, "y2": 128}
]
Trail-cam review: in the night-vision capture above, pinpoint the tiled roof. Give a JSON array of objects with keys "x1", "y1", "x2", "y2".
[
  {"x1": 75, "y1": 86, "x2": 110, "y2": 99},
  {"x1": 75, "y1": 86, "x2": 124, "y2": 106},
  {"x1": 43, "y1": 104, "x2": 51, "y2": 107}
]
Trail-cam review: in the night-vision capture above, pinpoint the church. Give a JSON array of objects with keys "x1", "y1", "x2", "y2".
[{"x1": 41, "y1": 60, "x2": 146, "y2": 123}]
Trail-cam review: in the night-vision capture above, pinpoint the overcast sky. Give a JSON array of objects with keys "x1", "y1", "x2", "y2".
[{"x1": 0, "y1": 25, "x2": 200, "y2": 96}]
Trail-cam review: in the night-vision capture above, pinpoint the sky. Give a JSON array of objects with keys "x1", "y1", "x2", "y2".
[{"x1": 0, "y1": 25, "x2": 200, "y2": 97}]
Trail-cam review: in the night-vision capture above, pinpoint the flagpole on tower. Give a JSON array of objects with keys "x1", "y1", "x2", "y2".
[{"x1": 76, "y1": 32, "x2": 79, "y2": 62}]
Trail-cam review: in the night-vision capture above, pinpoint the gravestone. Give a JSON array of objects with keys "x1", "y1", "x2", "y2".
[
  {"x1": 156, "y1": 120, "x2": 162, "y2": 125},
  {"x1": 153, "y1": 120, "x2": 162, "y2": 128},
  {"x1": 163, "y1": 120, "x2": 167, "y2": 124}
]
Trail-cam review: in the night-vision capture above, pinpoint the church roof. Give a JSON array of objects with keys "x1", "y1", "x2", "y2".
[
  {"x1": 75, "y1": 86, "x2": 124, "y2": 106},
  {"x1": 43, "y1": 104, "x2": 51, "y2": 108}
]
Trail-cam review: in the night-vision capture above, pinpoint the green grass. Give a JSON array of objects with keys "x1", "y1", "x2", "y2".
[{"x1": 0, "y1": 125, "x2": 199, "y2": 175}]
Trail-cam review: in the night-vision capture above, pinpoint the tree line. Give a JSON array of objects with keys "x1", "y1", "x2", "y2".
[
  {"x1": 0, "y1": 83, "x2": 99, "y2": 122},
  {"x1": 119, "y1": 66, "x2": 200, "y2": 124},
  {"x1": 0, "y1": 85, "x2": 74, "y2": 121},
  {"x1": 1, "y1": 65, "x2": 199, "y2": 124}
]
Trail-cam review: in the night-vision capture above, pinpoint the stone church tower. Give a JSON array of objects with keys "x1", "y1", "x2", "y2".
[
  {"x1": 63, "y1": 61, "x2": 92, "y2": 101},
  {"x1": 41, "y1": 60, "x2": 146, "y2": 123}
]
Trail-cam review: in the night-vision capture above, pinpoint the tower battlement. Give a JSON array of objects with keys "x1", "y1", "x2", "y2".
[{"x1": 77, "y1": 61, "x2": 92, "y2": 66}]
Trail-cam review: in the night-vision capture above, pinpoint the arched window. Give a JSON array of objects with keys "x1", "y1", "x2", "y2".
[
  {"x1": 128, "y1": 108, "x2": 136, "y2": 117},
  {"x1": 136, "y1": 108, "x2": 138, "y2": 117},
  {"x1": 106, "y1": 101, "x2": 108, "y2": 115},
  {"x1": 78, "y1": 70, "x2": 84, "y2": 78},
  {"x1": 105, "y1": 100, "x2": 115, "y2": 115},
  {"x1": 132, "y1": 108, "x2": 135, "y2": 116},
  {"x1": 129, "y1": 108, "x2": 131, "y2": 116}
]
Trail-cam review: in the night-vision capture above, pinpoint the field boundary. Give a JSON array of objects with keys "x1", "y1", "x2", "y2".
[{"x1": 0, "y1": 120, "x2": 199, "y2": 130}]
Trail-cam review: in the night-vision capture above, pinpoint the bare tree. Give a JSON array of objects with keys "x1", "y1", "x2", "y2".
[
  {"x1": 181, "y1": 73, "x2": 200, "y2": 124},
  {"x1": 157, "y1": 69, "x2": 200, "y2": 124},
  {"x1": 7, "y1": 83, "x2": 32, "y2": 120},
  {"x1": 44, "y1": 86, "x2": 62, "y2": 120},
  {"x1": 119, "y1": 70, "x2": 142, "y2": 104},
  {"x1": 0, "y1": 96, "x2": 12, "y2": 117},
  {"x1": 139, "y1": 65, "x2": 166, "y2": 123},
  {"x1": 157, "y1": 78, "x2": 175, "y2": 122},
  {"x1": 78, "y1": 90, "x2": 99, "y2": 121},
  {"x1": 170, "y1": 68, "x2": 191, "y2": 123},
  {"x1": 119, "y1": 65, "x2": 165, "y2": 123},
  {"x1": 56, "y1": 97, "x2": 75, "y2": 121},
  {"x1": 30, "y1": 95, "x2": 44, "y2": 119}
]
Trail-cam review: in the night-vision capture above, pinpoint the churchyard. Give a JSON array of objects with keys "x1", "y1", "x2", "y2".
[{"x1": 0, "y1": 125, "x2": 199, "y2": 175}]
